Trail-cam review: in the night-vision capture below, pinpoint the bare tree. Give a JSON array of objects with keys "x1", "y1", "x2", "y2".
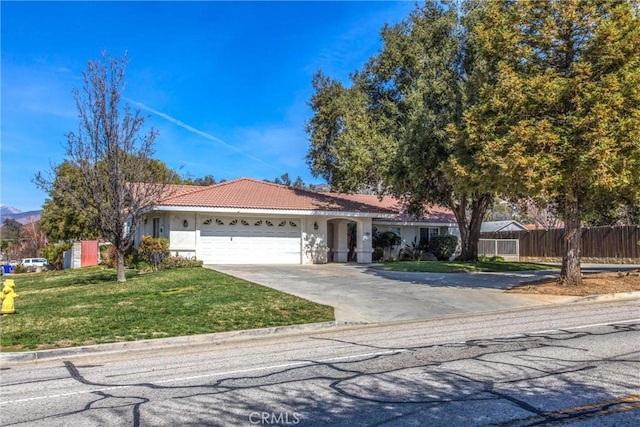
[
  {"x1": 517, "y1": 198, "x2": 563, "y2": 231},
  {"x1": 21, "y1": 217, "x2": 47, "y2": 257},
  {"x1": 36, "y1": 52, "x2": 176, "y2": 282}
]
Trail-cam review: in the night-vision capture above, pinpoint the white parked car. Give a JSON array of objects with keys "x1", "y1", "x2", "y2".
[{"x1": 20, "y1": 258, "x2": 49, "y2": 269}]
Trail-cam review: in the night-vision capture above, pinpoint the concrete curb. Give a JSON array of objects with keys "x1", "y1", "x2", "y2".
[
  {"x1": 0, "y1": 320, "x2": 367, "y2": 364},
  {"x1": 568, "y1": 290, "x2": 640, "y2": 303}
]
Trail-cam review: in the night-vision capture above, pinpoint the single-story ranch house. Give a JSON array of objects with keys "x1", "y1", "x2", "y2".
[{"x1": 135, "y1": 178, "x2": 458, "y2": 264}]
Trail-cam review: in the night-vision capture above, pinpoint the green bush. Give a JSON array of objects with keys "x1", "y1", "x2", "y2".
[
  {"x1": 100, "y1": 243, "x2": 136, "y2": 269},
  {"x1": 489, "y1": 255, "x2": 505, "y2": 262},
  {"x1": 12, "y1": 265, "x2": 27, "y2": 274},
  {"x1": 136, "y1": 260, "x2": 152, "y2": 272},
  {"x1": 372, "y1": 247, "x2": 384, "y2": 262},
  {"x1": 137, "y1": 236, "x2": 170, "y2": 270},
  {"x1": 400, "y1": 237, "x2": 425, "y2": 261},
  {"x1": 160, "y1": 256, "x2": 203, "y2": 270},
  {"x1": 100, "y1": 244, "x2": 116, "y2": 268},
  {"x1": 40, "y1": 242, "x2": 72, "y2": 270},
  {"x1": 372, "y1": 229, "x2": 402, "y2": 261},
  {"x1": 428, "y1": 234, "x2": 459, "y2": 261},
  {"x1": 478, "y1": 255, "x2": 490, "y2": 262},
  {"x1": 373, "y1": 230, "x2": 401, "y2": 249}
]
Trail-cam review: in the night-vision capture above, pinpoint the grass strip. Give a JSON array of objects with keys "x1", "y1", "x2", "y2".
[{"x1": 0, "y1": 266, "x2": 333, "y2": 351}]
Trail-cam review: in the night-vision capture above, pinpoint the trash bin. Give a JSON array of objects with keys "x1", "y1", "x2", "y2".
[{"x1": 2, "y1": 265, "x2": 10, "y2": 274}]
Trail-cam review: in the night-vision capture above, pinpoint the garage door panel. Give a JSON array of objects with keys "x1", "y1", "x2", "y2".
[{"x1": 199, "y1": 217, "x2": 301, "y2": 264}]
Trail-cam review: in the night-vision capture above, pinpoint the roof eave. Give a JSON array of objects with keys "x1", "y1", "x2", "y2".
[
  {"x1": 149, "y1": 205, "x2": 397, "y2": 219},
  {"x1": 373, "y1": 219, "x2": 458, "y2": 227}
]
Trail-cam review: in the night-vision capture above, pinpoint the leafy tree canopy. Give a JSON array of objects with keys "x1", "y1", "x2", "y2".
[
  {"x1": 272, "y1": 173, "x2": 313, "y2": 189},
  {"x1": 465, "y1": 0, "x2": 640, "y2": 284},
  {"x1": 1, "y1": 218, "x2": 23, "y2": 241},
  {"x1": 181, "y1": 174, "x2": 217, "y2": 186},
  {"x1": 307, "y1": 0, "x2": 496, "y2": 260},
  {"x1": 39, "y1": 162, "x2": 100, "y2": 242}
]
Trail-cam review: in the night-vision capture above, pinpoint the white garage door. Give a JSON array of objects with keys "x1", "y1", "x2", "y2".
[{"x1": 199, "y1": 217, "x2": 301, "y2": 264}]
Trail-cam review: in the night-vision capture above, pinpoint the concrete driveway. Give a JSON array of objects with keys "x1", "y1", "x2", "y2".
[{"x1": 209, "y1": 264, "x2": 579, "y2": 323}]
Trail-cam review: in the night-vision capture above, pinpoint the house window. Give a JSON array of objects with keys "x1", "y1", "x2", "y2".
[
  {"x1": 152, "y1": 218, "x2": 160, "y2": 238},
  {"x1": 419, "y1": 227, "x2": 439, "y2": 248}
]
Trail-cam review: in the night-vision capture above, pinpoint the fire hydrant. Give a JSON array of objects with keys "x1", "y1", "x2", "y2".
[{"x1": 1, "y1": 279, "x2": 19, "y2": 316}]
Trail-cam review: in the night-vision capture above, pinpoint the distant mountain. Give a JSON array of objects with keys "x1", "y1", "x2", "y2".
[
  {"x1": 0, "y1": 205, "x2": 22, "y2": 216},
  {"x1": 0, "y1": 205, "x2": 42, "y2": 225}
]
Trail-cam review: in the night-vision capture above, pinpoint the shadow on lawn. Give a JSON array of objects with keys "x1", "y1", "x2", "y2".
[{"x1": 12, "y1": 268, "x2": 139, "y2": 290}]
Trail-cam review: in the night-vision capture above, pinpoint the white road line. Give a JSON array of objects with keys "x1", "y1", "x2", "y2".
[{"x1": 0, "y1": 349, "x2": 408, "y2": 405}]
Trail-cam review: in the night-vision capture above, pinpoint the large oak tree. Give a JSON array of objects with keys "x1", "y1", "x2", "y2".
[{"x1": 307, "y1": 1, "x2": 495, "y2": 260}]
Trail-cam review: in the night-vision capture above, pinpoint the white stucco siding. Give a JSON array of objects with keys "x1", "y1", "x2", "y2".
[
  {"x1": 135, "y1": 212, "x2": 170, "y2": 246},
  {"x1": 169, "y1": 213, "x2": 197, "y2": 250},
  {"x1": 400, "y1": 227, "x2": 419, "y2": 246},
  {"x1": 373, "y1": 224, "x2": 419, "y2": 247},
  {"x1": 354, "y1": 218, "x2": 374, "y2": 263},
  {"x1": 372, "y1": 222, "x2": 460, "y2": 259},
  {"x1": 302, "y1": 217, "x2": 329, "y2": 264},
  {"x1": 141, "y1": 207, "x2": 397, "y2": 264}
]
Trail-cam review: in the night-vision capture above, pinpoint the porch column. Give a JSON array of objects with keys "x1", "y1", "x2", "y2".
[
  {"x1": 355, "y1": 218, "x2": 373, "y2": 263},
  {"x1": 333, "y1": 220, "x2": 349, "y2": 262}
]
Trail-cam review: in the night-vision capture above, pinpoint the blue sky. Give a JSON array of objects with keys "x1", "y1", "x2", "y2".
[{"x1": 1, "y1": 1, "x2": 415, "y2": 212}]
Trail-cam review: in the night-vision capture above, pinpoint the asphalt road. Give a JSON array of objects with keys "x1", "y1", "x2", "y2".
[{"x1": 1, "y1": 299, "x2": 639, "y2": 426}]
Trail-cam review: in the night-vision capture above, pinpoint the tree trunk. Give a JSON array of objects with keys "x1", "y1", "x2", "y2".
[
  {"x1": 456, "y1": 218, "x2": 471, "y2": 260},
  {"x1": 460, "y1": 228, "x2": 480, "y2": 261},
  {"x1": 116, "y1": 247, "x2": 126, "y2": 283},
  {"x1": 451, "y1": 193, "x2": 493, "y2": 261},
  {"x1": 560, "y1": 197, "x2": 582, "y2": 286}
]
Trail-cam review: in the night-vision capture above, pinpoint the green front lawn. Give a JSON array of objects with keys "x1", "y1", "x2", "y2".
[
  {"x1": 376, "y1": 260, "x2": 557, "y2": 273},
  {"x1": 0, "y1": 266, "x2": 333, "y2": 351}
]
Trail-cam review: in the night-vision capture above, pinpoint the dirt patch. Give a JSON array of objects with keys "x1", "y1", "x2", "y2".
[{"x1": 507, "y1": 270, "x2": 640, "y2": 296}]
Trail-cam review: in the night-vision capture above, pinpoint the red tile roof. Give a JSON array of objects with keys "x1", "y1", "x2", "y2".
[
  {"x1": 159, "y1": 178, "x2": 395, "y2": 214},
  {"x1": 158, "y1": 178, "x2": 456, "y2": 222},
  {"x1": 330, "y1": 193, "x2": 456, "y2": 223}
]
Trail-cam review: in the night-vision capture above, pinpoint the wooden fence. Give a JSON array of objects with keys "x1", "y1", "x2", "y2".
[{"x1": 480, "y1": 225, "x2": 640, "y2": 260}]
